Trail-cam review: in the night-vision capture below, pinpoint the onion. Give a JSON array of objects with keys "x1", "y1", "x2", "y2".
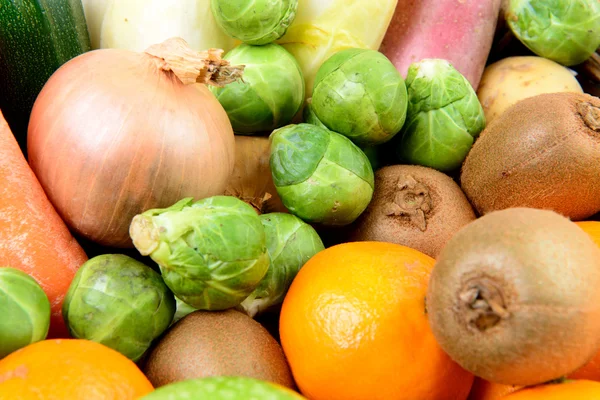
[
  {"x1": 224, "y1": 136, "x2": 288, "y2": 214},
  {"x1": 27, "y1": 38, "x2": 244, "y2": 248}
]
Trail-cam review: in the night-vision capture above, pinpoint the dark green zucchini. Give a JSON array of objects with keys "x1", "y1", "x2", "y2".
[{"x1": 0, "y1": 0, "x2": 91, "y2": 156}]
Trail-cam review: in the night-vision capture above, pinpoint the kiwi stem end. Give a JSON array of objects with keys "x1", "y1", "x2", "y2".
[
  {"x1": 577, "y1": 102, "x2": 600, "y2": 132},
  {"x1": 383, "y1": 175, "x2": 433, "y2": 232},
  {"x1": 459, "y1": 278, "x2": 510, "y2": 332}
]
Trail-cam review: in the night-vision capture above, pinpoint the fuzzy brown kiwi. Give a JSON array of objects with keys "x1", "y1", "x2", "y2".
[
  {"x1": 348, "y1": 165, "x2": 476, "y2": 258},
  {"x1": 426, "y1": 207, "x2": 600, "y2": 386},
  {"x1": 460, "y1": 92, "x2": 600, "y2": 220},
  {"x1": 142, "y1": 309, "x2": 294, "y2": 389}
]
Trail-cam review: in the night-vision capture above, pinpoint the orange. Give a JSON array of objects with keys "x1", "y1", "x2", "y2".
[
  {"x1": 279, "y1": 241, "x2": 474, "y2": 400},
  {"x1": 467, "y1": 377, "x2": 522, "y2": 400},
  {"x1": 503, "y1": 380, "x2": 600, "y2": 399},
  {"x1": 0, "y1": 339, "x2": 154, "y2": 399},
  {"x1": 570, "y1": 355, "x2": 600, "y2": 381},
  {"x1": 576, "y1": 221, "x2": 600, "y2": 247},
  {"x1": 569, "y1": 221, "x2": 600, "y2": 382}
]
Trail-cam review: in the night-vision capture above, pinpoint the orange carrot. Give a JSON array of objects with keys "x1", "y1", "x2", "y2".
[{"x1": 0, "y1": 110, "x2": 88, "y2": 338}]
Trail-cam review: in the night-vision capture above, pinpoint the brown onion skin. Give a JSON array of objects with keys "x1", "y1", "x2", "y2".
[
  {"x1": 225, "y1": 136, "x2": 288, "y2": 214},
  {"x1": 27, "y1": 48, "x2": 235, "y2": 248}
]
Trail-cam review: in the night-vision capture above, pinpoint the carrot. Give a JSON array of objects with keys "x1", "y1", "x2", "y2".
[
  {"x1": 379, "y1": 0, "x2": 502, "y2": 90},
  {"x1": 0, "y1": 110, "x2": 88, "y2": 338}
]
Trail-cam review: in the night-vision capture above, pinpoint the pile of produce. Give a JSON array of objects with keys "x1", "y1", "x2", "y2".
[{"x1": 1, "y1": 0, "x2": 600, "y2": 399}]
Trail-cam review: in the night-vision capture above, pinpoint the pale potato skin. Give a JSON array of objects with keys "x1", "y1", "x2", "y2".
[{"x1": 477, "y1": 56, "x2": 583, "y2": 124}]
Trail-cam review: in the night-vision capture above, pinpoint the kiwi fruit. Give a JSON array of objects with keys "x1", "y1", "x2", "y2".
[
  {"x1": 460, "y1": 92, "x2": 600, "y2": 220},
  {"x1": 348, "y1": 165, "x2": 476, "y2": 258},
  {"x1": 142, "y1": 309, "x2": 294, "y2": 389},
  {"x1": 426, "y1": 207, "x2": 600, "y2": 386}
]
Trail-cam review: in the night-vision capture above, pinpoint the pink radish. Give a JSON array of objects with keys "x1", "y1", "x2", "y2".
[{"x1": 380, "y1": 0, "x2": 502, "y2": 89}]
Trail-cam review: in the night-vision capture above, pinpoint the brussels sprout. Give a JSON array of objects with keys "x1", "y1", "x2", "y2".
[
  {"x1": 210, "y1": 43, "x2": 305, "y2": 134},
  {"x1": 311, "y1": 48, "x2": 408, "y2": 147},
  {"x1": 362, "y1": 146, "x2": 384, "y2": 172},
  {"x1": 270, "y1": 123, "x2": 374, "y2": 226},
  {"x1": 130, "y1": 196, "x2": 270, "y2": 311},
  {"x1": 506, "y1": 0, "x2": 600, "y2": 66},
  {"x1": 304, "y1": 101, "x2": 384, "y2": 171},
  {"x1": 211, "y1": 0, "x2": 298, "y2": 45},
  {"x1": 239, "y1": 213, "x2": 324, "y2": 317},
  {"x1": 392, "y1": 59, "x2": 486, "y2": 172},
  {"x1": 140, "y1": 376, "x2": 306, "y2": 400},
  {"x1": 0, "y1": 267, "x2": 50, "y2": 358},
  {"x1": 62, "y1": 254, "x2": 175, "y2": 361},
  {"x1": 302, "y1": 99, "x2": 328, "y2": 129}
]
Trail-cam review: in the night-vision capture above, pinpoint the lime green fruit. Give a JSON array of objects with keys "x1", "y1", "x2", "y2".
[
  {"x1": 0, "y1": 267, "x2": 50, "y2": 359},
  {"x1": 140, "y1": 376, "x2": 307, "y2": 400}
]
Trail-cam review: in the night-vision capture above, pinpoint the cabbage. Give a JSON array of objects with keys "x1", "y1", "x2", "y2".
[
  {"x1": 83, "y1": 0, "x2": 237, "y2": 52},
  {"x1": 81, "y1": 0, "x2": 110, "y2": 50}
]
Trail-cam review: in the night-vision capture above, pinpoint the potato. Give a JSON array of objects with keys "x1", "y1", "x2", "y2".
[{"x1": 477, "y1": 56, "x2": 583, "y2": 124}]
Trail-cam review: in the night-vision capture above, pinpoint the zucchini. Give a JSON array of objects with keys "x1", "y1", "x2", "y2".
[{"x1": 0, "y1": 0, "x2": 91, "y2": 156}]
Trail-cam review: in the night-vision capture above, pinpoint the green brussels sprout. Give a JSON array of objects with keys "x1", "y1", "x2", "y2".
[
  {"x1": 62, "y1": 254, "x2": 175, "y2": 361},
  {"x1": 311, "y1": 48, "x2": 408, "y2": 147},
  {"x1": 393, "y1": 59, "x2": 486, "y2": 172},
  {"x1": 270, "y1": 123, "x2": 374, "y2": 226},
  {"x1": 211, "y1": 0, "x2": 298, "y2": 45},
  {"x1": 362, "y1": 146, "x2": 384, "y2": 172},
  {"x1": 210, "y1": 43, "x2": 305, "y2": 134},
  {"x1": 506, "y1": 0, "x2": 600, "y2": 66},
  {"x1": 302, "y1": 99, "x2": 328, "y2": 129},
  {"x1": 130, "y1": 196, "x2": 270, "y2": 311},
  {"x1": 239, "y1": 212, "x2": 324, "y2": 317},
  {"x1": 0, "y1": 267, "x2": 50, "y2": 358},
  {"x1": 304, "y1": 101, "x2": 384, "y2": 172},
  {"x1": 140, "y1": 376, "x2": 305, "y2": 400}
]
